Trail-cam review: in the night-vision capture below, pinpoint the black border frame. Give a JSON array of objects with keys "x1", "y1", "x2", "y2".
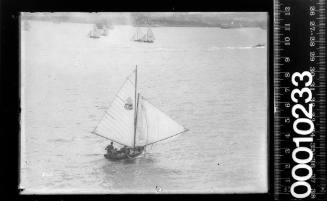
[{"x1": 0, "y1": 0, "x2": 274, "y2": 200}]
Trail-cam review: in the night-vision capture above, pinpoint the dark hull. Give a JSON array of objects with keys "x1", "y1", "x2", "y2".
[
  {"x1": 90, "y1": 35, "x2": 100, "y2": 39},
  {"x1": 104, "y1": 147, "x2": 144, "y2": 161},
  {"x1": 253, "y1": 44, "x2": 265, "y2": 48},
  {"x1": 134, "y1": 39, "x2": 154, "y2": 43}
]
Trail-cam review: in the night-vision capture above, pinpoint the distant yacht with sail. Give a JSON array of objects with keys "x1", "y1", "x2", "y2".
[
  {"x1": 88, "y1": 26, "x2": 101, "y2": 39},
  {"x1": 132, "y1": 27, "x2": 155, "y2": 43},
  {"x1": 92, "y1": 66, "x2": 188, "y2": 160},
  {"x1": 88, "y1": 23, "x2": 108, "y2": 39},
  {"x1": 253, "y1": 43, "x2": 265, "y2": 48}
]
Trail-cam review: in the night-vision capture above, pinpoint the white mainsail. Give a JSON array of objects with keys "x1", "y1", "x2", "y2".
[
  {"x1": 146, "y1": 28, "x2": 155, "y2": 41},
  {"x1": 93, "y1": 71, "x2": 136, "y2": 147},
  {"x1": 135, "y1": 96, "x2": 187, "y2": 146}
]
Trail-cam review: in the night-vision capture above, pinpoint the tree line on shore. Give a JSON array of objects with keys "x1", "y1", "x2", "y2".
[{"x1": 21, "y1": 12, "x2": 267, "y2": 29}]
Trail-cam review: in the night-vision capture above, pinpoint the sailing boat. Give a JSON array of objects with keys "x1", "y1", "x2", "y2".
[
  {"x1": 88, "y1": 23, "x2": 107, "y2": 39},
  {"x1": 96, "y1": 23, "x2": 108, "y2": 36},
  {"x1": 132, "y1": 27, "x2": 155, "y2": 43},
  {"x1": 92, "y1": 66, "x2": 188, "y2": 160},
  {"x1": 88, "y1": 27, "x2": 101, "y2": 39},
  {"x1": 132, "y1": 27, "x2": 144, "y2": 42},
  {"x1": 144, "y1": 28, "x2": 155, "y2": 43}
]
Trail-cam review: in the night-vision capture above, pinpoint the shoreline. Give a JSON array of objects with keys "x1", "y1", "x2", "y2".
[{"x1": 21, "y1": 18, "x2": 267, "y2": 30}]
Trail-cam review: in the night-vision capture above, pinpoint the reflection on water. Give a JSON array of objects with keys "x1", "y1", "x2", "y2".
[{"x1": 21, "y1": 20, "x2": 267, "y2": 194}]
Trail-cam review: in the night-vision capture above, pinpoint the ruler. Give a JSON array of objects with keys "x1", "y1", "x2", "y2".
[{"x1": 274, "y1": 0, "x2": 326, "y2": 200}]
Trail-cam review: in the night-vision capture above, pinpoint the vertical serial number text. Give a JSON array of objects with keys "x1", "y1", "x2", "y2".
[{"x1": 290, "y1": 71, "x2": 314, "y2": 199}]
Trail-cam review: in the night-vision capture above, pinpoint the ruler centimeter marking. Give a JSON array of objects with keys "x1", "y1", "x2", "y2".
[{"x1": 274, "y1": 0, "x2": 326, "y2": 200}]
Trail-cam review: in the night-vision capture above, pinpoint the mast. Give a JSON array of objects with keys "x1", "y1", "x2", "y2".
[
  {"x1": 136, "y1": 28, "x2": 138, "y2": 40},
  {"x1": 133, "y1": 65, "x2": 138, "y2": 148},
  {"x1": 147, "y1": 18, "x2": 151, "y2": 41}
]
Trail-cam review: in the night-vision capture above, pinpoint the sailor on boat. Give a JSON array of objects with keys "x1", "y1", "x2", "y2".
[{"x1": 105, "y1": 141, "x2": 114, "y2": 154}]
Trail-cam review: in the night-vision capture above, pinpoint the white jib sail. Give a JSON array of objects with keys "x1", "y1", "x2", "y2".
[
  {"x1": 93, "y1": 71, "x2": 136, "y2": 147},
  {"x1": 135, "y1": 96, "x2": 187, "y2": 146}
]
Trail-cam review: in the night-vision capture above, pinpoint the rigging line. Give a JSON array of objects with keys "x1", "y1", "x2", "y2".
[
  {"x1": 91, "y1": 131, "x2": 129, "y2": 147},
  {"x1": 91, "y1": 70, "x2": 136, "y2": 133},
  {"x1": 101, "y1": 114, "x2": 131, "y2": 136},
  {"x1": 104, "y1": 111, "x2": 116, "y2": 120},
  {"x1": 133, "y1": 65, "x2": 138, "y2": 148},
  {"x1": 142, "y1": 101, "x2": 150, "y2": 150},
  {"x1": 126, "y1": 78, "x2": 135, "y2": 85},
  {"x1": 115, "y1": 94, "x2": 126, "y2": 103},
  {"x1": 108, "y1": 102, "x2": 130, "y2": 123},
  {"x1": 144, "y1": 129, "x2": 189, "y2": 147},
  {"x1": 102, "y1": 100, "x2": 131, "y2": 126},
  {"x1": 98, "y1": 125, "x2": 129, "y2": 145},
  {"x1": 104, "y1": 100, "x2": 134, "y2": 124},
  {"x1": 99, "y1": 127, "x2": 132, "y2": 147},
  {"x1": 110, "y1": 104, "x2": 134, "y2": 125},
  {"x1": 100, "y1": 122, "x2": 127, "y2": 140},
  {"x1": 109, "y1": 105, "x2": 132, "y2": 127},
  {"x1": 104, "y1": 108, "x2": 133, "y2": 131}
]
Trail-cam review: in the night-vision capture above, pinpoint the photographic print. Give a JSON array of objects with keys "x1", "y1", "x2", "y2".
[{"x1": 20, "y1": 12, "x2": 268, "y2": 194}]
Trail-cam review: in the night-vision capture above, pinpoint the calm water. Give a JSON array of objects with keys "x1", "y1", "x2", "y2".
[{"x1": 20, "y1": 21, "x2": 267, "y2": 193}]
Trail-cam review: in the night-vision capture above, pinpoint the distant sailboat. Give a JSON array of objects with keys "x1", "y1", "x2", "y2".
[
  {"x1": 133, "y1": 27, "x2": 155, "y2": 43},
  {"x1": 145, "y1": 28, "x2": 155, "y2": 42},
  {"x1": 89, "y1": 23, "x2": 108, "y2": 38},
  {"x1": 92, "y1": 66, "x2": 188, "y2": 160},
  {"x1": 132, "y1": 27, "x2": 144, "y2": 42},
  {"x1": 101, "y1": 28, "x2": 108, "y2": 36},
  {"x1": 96, "y1": 23, "x2": 108, "y2": 36},
  {"x1": 253, "y1": 43, "x2": 265, "y2": 48},
  {"x1": 88, "y1": 28, "x2": 101, "y2": 39}
]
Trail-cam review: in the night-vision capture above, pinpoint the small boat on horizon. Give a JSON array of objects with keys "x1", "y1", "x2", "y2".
[
  {"x1": 88, "y1": 23, "x2": 108, "y2": 38},
  {"x1": 92, "y1": 66, "x2": 189, "y2": 161},
  {"x1": 253, "y1": 43, "x2": 265, "y2": 48},
  {"x1": 88, "y1": 28, "x2": 101, "y2": 39}
]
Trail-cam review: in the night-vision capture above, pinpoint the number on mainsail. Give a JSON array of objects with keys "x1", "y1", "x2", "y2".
[{"x1": 92, "y1": 68, "x2": 188, "y2": 148}]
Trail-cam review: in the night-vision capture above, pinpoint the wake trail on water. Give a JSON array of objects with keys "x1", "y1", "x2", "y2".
[{"x1": 208, "y1": 46, "x2": 265, "y2": 51}]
